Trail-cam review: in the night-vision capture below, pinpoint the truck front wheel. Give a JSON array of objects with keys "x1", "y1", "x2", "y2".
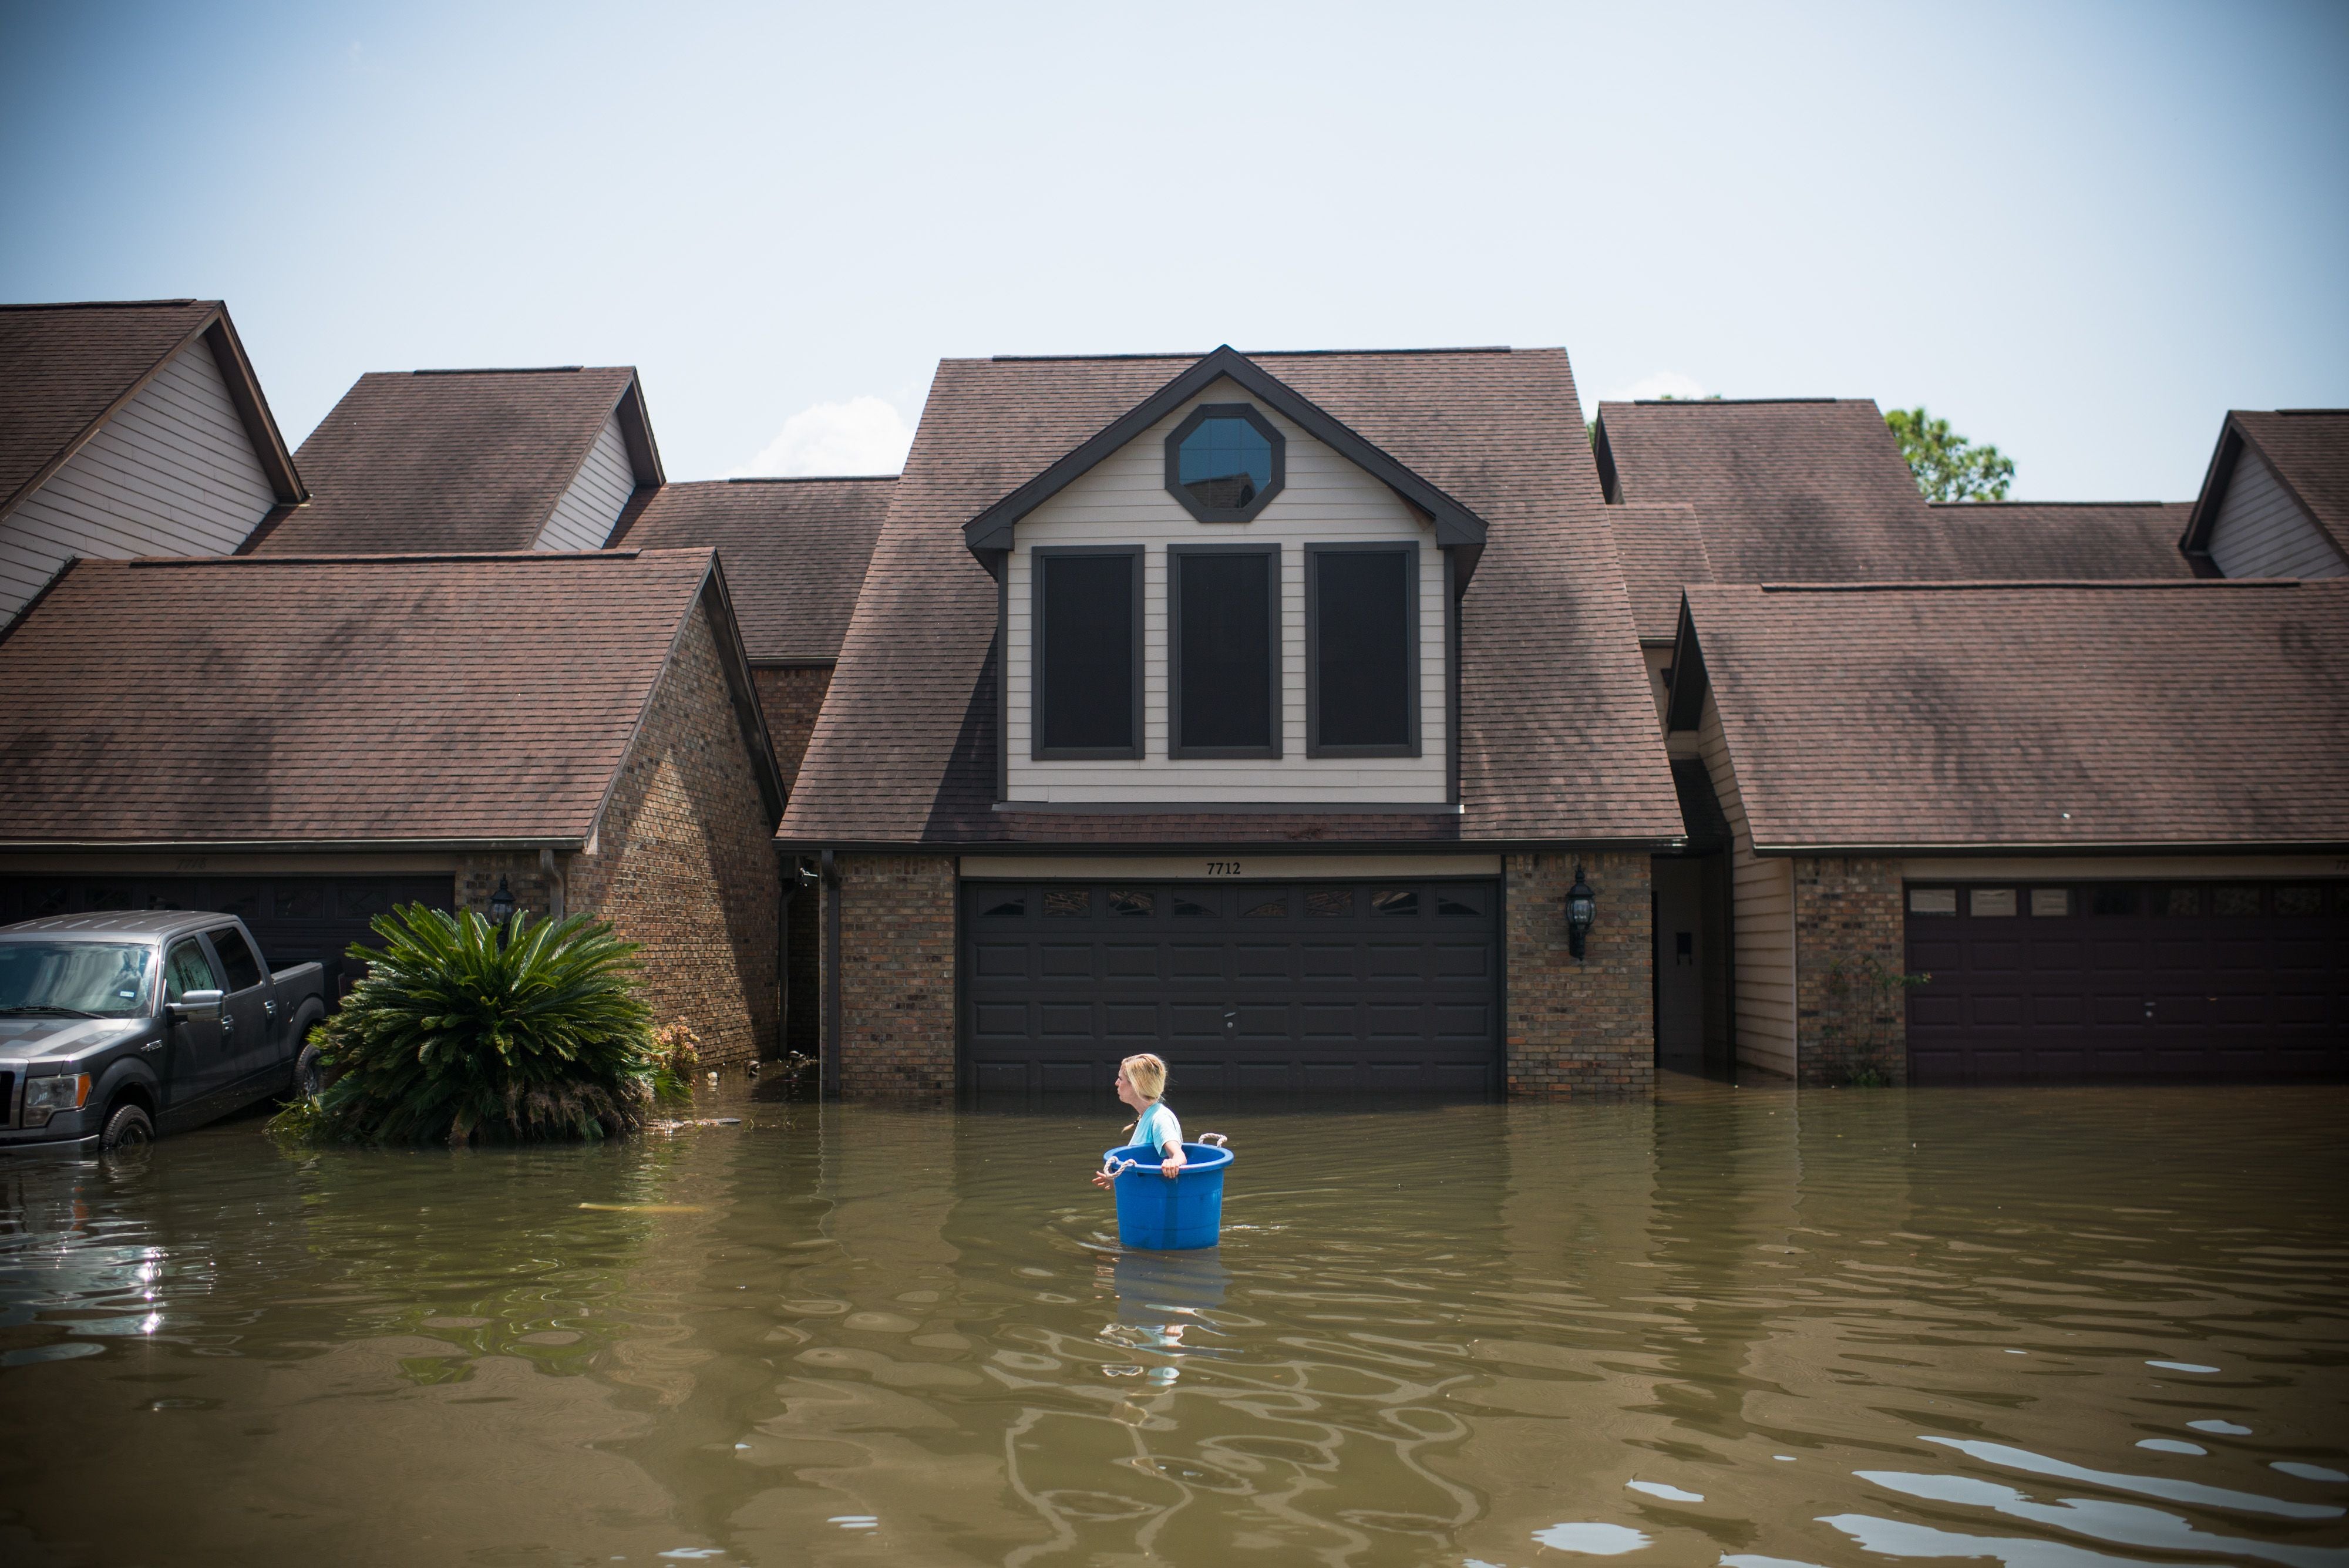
[
  {"x1": 294, "y1": 1044, "x2": 328, "y2": 1100},
  {"x1": 102, "y1": 1103, "x2": 155, "y2": 1153}
]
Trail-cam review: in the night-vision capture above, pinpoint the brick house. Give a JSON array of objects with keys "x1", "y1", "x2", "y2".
[
  {"x1": 782, "y1": 346, "x2": 1685, "y2": 1099},
  {"x1": 0, "y1": 549, "x2": 787, "y2": 1066}
]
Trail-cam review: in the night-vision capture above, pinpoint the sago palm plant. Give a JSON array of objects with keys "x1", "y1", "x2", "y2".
[{"x1": 283, "y1": 905, "x2": 662, "y2": 1144}]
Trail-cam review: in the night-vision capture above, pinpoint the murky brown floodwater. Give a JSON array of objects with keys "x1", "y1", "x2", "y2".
[{"x1": 1, "y1": 1077, "x2": 2344, "y2": 1567}]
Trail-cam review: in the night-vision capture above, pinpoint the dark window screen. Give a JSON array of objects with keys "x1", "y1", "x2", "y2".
[
  {"x1": 208, "y1": 927, "x2": 264, "y2": 992},
  {"x1": 1314, "y1": 550, "x2": 1412, "y2": 749},
  {"x1": 1177, "y1": 553, "x2": 1273, "y2": 750},
  {"x1": 1039, "y1": 554, "x2": 1135, "y2": 752}
]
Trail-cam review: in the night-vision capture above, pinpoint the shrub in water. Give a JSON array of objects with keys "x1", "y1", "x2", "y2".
[{"x1": 282, "y1": 905, "x2": 661, "y2": 1144}]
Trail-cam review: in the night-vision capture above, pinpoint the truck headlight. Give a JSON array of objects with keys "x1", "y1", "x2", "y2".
[{"x1": 24, "y1": 1074, "x2": 91, "y2": 1122}]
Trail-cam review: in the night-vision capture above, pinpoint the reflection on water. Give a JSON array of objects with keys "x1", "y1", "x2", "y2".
[{"x1": 0, "y1": 1080, "x2": 2344, "y2": 1567}]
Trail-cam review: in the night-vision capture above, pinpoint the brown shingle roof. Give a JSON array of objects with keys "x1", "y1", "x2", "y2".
[
  {"x1": 1679, "y1": 580, "x2": 2349, "y2": 852},
  {"x1": 783, "y1": 348, "x2": 1680, "y2": 848},
  {"x1": 1604, "y1": 502, "x2": 1711, "y2": 642},
  {"x1": 0, "y1": 300, "x2": 301, "y2": 521},
  {"x1": 612, "y1": 477, "x2": 890, "y2": 662},
  {"x1": 249, "y1": 368, "x2": 653, "y2": 555},
  {"x1": 1932, "y1": 501, "x2": 2196, "y2": 580},
  {"x1": 1594, "y1": 398, "x2": 1954, "y2": 580},
  {"x1": 0, "y1": 549, "x2": 765, "y2": 846}
]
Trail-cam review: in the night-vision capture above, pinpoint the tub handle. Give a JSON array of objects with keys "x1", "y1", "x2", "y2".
[{"x1": 1199, "y1": 1132, "x2": 1229, "y2": 1148}]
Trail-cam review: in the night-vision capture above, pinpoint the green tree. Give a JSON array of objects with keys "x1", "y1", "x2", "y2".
[{"x1": 1886, "y1": 406, "x2": 2015, "y2": 502}]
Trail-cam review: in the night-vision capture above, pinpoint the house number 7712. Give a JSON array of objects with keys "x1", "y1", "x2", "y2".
[{"x1": 1206, "y1": 862, "x2": 1243, "y2": 876}]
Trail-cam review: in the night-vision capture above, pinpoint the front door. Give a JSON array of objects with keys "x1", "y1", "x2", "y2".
[{"x1": 160, "y1": 937, "x2": 235, "y2": 1111}]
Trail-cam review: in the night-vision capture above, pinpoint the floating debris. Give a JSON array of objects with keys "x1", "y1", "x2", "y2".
[{"x1": 578, "y1": 1202, "x2": 707, "y2": 1214}]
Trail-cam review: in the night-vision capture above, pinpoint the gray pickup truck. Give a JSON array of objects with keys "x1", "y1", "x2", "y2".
[{"x1": 0, "y1": 911, "x2": 329, "y2": 1153}]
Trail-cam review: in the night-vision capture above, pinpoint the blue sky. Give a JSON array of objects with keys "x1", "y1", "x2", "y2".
[{"x1": 4, "y1": 1, "x2": 2344, "y2": 497}]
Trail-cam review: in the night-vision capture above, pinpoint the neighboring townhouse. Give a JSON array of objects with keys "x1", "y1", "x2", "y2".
[
  {"x1": 244, "y1": 366, "x2": 662, "y2": 554},
  {"x1": 0, "y1": 550, "x2": 786, "y2": 1065},
  {"x1": 1664, "y1": 579, "x2": 2349, "y2": 1086},
  {"x1": 2179, "y1": 409, "x2": 2349, "y2": 578},
  {"x1": 0, "y1": 300, "x2": 304, "y2": 625},
  {"x1": 782, "y1": 345, "x2": 1685, "y2": 1100},
  {"x1": 613, "y1": 475, "x2": 891, "y2": 1057}
]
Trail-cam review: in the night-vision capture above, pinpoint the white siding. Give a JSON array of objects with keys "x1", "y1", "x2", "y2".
[
  {"x1": 536, "y1": 410, "x2": 637, "y2": 551},
  {"x1": 1, "y1": 339, "x2": 277, "y2": 624},
  {"x1": 1005, "y1": 381, "x2": 1448, "y2": 806},
  {"x1": 2209, "y1": 445, "x2": 2347, "y2": 579},
  {"x1": 1698, "y1": 692, "x2": 1795, "y2": 1078}
]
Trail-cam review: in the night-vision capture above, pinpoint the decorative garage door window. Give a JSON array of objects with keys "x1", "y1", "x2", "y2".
[
  {"x1": 963, "y1": 879, "x2": 1500, "y2": 1100},
  {"x1": 1904, "y1": 881, "x2": 2349, "y2": 1083}
]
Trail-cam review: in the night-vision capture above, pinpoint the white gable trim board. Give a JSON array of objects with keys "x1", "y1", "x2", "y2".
[
  {"x1": 2210, "y1": 444, "x2": 2347, "y2": 579},
  {"x1": 0, "y1": 339, "x2": 278, "y2": 624},
  {"x1": 1002, "y1": 383, "x2": 1449, "y2": 807},
  {"x1": 536, "y1": 409, "x2": 638, "y2": 552}
]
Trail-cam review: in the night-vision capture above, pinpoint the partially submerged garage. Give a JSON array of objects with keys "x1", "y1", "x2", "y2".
[
  {"x1": 1667, "y1": 578, "x2": 2349, "y2": 1085},
  {"x1": 0, "y1": 548, "x2": 788, "y2": 1064}
]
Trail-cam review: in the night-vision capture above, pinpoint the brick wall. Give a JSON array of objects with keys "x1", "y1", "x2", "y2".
[
  {"x1": 751, "y1": 665, "x2": 832, "y2": 795},
  {"x1": 1793, "y1": 855, "x2": 1909, "y2": 1086},
  {"x1": 452, "y1": 603, "x2": 782, "y2": 1069},
  {"x1": 1504, "y1": 851, "x2": 1653, "y2": 1096},
  {"x1": 824, "y1": 853, "x2": 957, "y2": 1096}
]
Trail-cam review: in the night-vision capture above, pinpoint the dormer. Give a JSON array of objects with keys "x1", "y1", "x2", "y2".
[
  {"x1": 963, "y1": 347, "x2": 1486, "y2": 808},
  {"x1": 0, "y1": 300, "x2": 303, "y2": 625},
  {"x1": 247, "y1": 366, "x2": 662, "y2": 556},
  {"x1": 2180, "y1": 410, "x2": 2348, "y2": 579}
]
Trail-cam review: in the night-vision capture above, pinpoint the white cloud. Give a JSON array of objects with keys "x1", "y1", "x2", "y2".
[
  {"x1": 1606, "y1": 370, "x2": 1709, "y2": 402},
  {"x1": 733, "y1": 396, "x2": 913, "y2": 477}
]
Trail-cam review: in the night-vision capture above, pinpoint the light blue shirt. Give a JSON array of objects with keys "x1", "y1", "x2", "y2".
[{"x1": 1133, "y1": 1102, "x2": 1183, "y2": 1157}]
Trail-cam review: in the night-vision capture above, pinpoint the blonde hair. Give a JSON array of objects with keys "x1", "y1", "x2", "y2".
[{"x1": 1120, "y1": 1053, "x2": 1167, "y2": 1102}]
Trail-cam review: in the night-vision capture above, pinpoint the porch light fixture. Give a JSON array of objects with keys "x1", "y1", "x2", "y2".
[
  {"x1": 487, "y1": 876, "x2": 517, "y2": 926},
  {"x1": 1566, "y1": 864, "x2": 1596, "y2": 960}
]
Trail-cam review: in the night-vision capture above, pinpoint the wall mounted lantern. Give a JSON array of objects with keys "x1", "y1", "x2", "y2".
[
  {"x1": 487, "y1": 875, "x2": 517, "y2": 926},
  {"x1": 1566, "y1": 864, "x2": 1596, "y2": 960}
]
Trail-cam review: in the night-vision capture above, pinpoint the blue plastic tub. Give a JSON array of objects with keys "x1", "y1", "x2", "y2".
[{"x1": 1101, "y1": 1139, "x2": 1234, "y2": 1251}]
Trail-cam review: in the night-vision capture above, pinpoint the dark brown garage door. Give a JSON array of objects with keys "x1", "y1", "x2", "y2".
[
  {"x1": 963, "y1": 879, "x2": 1500, "y2": 1100},
  {"x1": 1905, "y1": 880, "x2": 2349, "y2": 1082},
  {"x1": 0, "y1": 874, "x2": 455, "y2": 998}
]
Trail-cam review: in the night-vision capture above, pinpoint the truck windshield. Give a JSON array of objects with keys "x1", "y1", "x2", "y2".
[{"x1": 0, "y1": 943, "x2": 152, "y2": 1018}]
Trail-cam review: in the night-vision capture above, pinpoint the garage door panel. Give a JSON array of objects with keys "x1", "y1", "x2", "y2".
[
  {"x1": 964, "y1": 879, "x2": 1499, "y2": 1098},
  {"x1": 1909, "y1": 880, "x2": 2348, "y2": 1084}
]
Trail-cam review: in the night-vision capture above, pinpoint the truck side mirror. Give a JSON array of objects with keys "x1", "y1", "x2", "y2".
[{"x1": 170, "y1": 989, "x2": 224, "y2": 1026}]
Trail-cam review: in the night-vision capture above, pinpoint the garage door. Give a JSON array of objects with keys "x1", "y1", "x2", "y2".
[
  {"x1": 963, "y1": 879, "x2": 1500, "y2": 1099},
  {"x1": 1904, "y1": 880, "x2": 2349, "y2": 1082},
  {"x1": 0, "y1": 874, "x2": 455, "y2": 998}
]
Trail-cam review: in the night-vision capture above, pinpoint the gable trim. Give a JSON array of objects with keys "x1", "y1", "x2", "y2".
[
  {"x1": 0, "y1": 303, "x2": 305, "y2": 526},
  {"x1": 961, "y1": 345, "x2": 1489, "y2": 563}
]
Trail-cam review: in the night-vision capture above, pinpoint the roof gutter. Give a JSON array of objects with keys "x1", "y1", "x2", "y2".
[{"x1": 0, "y1": 836, "x2": 587, "y2": 854}]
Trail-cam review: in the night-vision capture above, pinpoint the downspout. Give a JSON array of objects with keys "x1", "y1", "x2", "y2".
[
  {"x1": 822, "y1": 849, "x2": 842, "y2": 1100},
  {"x1": 539, "y1": 847, "x2": 566, "y2": 920}
]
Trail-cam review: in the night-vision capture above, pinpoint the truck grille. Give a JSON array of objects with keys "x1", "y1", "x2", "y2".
[{"x1": 0, "y1": 1071, "x2": 14, "y2": 1129}]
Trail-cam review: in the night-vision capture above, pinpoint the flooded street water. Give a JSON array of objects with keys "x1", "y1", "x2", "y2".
[{"x1": 1, "y1": 1077, "x2": 2344, "y2": 1567}]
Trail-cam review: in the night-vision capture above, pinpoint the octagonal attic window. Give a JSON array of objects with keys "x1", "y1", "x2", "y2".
[{"x1": 1166, "y1": 403, "x2": 1284, "y2": 522}]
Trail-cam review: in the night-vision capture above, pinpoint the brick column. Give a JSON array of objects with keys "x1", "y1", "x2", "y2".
[
  {"x1": 1793, "y1": 855, "x2": 1909, "y2": 1086},
  {"x1": 1504, "y1": 850, "x2": 1654, "y2": 1097},
  {"x1": 827, "y1": 853, "x2": 957, "y2": 1096}
]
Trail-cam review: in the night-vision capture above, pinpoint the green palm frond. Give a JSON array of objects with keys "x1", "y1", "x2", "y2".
[{"x1": 281, "y1": 905, "x2": 661, "y2": 1145}]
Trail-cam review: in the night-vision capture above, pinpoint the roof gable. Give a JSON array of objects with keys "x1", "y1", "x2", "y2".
[
  {"x1": 0, "y1": 548, "x2": 779, "y2": 846},
  {"x1": 785, "y1": 346, "x2": 1680, "y2": 847},
  {"x1": 2183, "y1": 410, "x2": 2349, "y2": 568},
  {"x1": 248, "y1": 366, "x2": 659, "y2": 555},
  {"x1": 962, "y1": 346, "x2": 1489, "y2": 564},
  {"x1": 0, "y1": 300, "x2": 302, "y2": 524}
]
